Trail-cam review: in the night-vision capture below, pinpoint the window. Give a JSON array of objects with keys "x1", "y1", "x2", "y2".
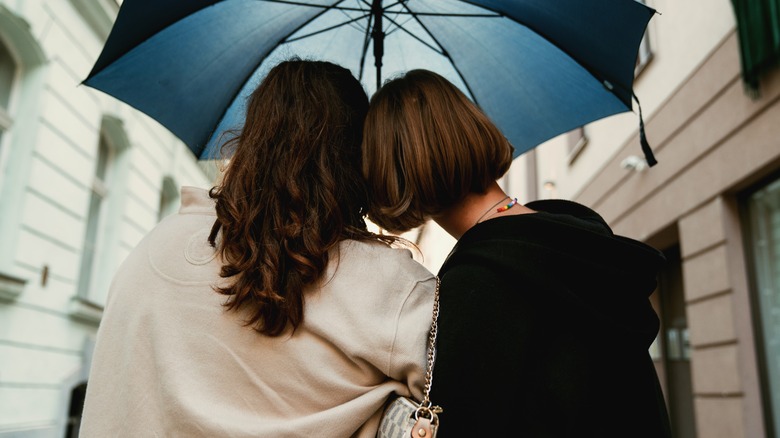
[
  {"x1": 70, "y1": 115, "x2": 131, "y2": 316},
  {"x1": 635, "y1": 0, "x2": 654, "y2": 76},
  {"x1": 69, "y1": 116, "x2": 131, "y2": 314},
  {"x1": 0, "y1": 7, "x2": 47, "y2": 274},
  {"x1": 68, "y1": 0, "x2": 120, "y2": 40},
  {"x1": 0, "y1": 38, "x2": 16, "y2": 147},
  {"x1": 158, "y1": 176, "x2": 179, "y2": 221},
  {"x1": 744, "y1": 175, "x2": 780, "y2": 436},
  {"x1": 77, "y1": 134, "x2": 113, "y2": 298},
  {"x1": 655, "y1": 246, "x2": 697, "y2": 437},
  {"x1": 566, "y1": 126, "x2": 588, "y2": 165}
]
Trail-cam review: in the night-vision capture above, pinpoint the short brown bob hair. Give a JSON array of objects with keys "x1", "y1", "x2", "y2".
[{"x1": 362, "y1": 69, "x2": 514, "y2": 233}]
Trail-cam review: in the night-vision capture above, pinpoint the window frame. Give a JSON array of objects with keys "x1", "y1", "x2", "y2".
[
  {"x1": 77, "y1": 132, "x2": 115, "y2": 300},
  {"x1": 72, "y1": 115, "x2": 131, "y2": 312},
  {"x1": 634, "y1": 0, "x2": 654, "y2": 77},
  {"x1": 566, "y1": 126, "x2": 588, "y2": 166},
  {"x1": 0, "y1": 34, "x2": 19, "y2": 160},
  {"x1": 739, "y1": 170, "x2": 780, "y2": 438},
  {"x1": 0, "y1": 6, "x2": 47, "y2": 274}
]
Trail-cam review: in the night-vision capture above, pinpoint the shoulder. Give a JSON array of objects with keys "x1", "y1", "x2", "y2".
[
  {"x1": 126, "y1": 200, "x2": 219, "y2": 285},
  {"x1": 337, "y1": 239, "x2": 433, "y2": 283},
  {"x1": 525, "y1": 199, "x2": 612, "y2": 235},
  {"x1": 323, "y1": 240, "x2": 436, "y2": 318},
  {"x1": 178, "y1": 186, "x2": 216, "y2": 215},
  {"x1": 526, "y1": 198, "x2": 600, "y2": 217}
]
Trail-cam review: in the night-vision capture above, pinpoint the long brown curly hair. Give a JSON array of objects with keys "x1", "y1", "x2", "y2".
[{"x1": 208, "y1": 59, "x2": 393, "y2": 336}]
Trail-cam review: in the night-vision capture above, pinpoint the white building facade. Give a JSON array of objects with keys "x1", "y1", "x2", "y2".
[{"x1": 0, "y1": 0, "x2": 213, "y2": 436}]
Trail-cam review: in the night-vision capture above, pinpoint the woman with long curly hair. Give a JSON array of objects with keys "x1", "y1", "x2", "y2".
[{"x1": 80, "y1": 59, "x2": 437, "y2": 437}]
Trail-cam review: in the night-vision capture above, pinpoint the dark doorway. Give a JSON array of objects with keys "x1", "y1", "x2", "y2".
[
  {"x1": 658, "y1": 245, "x2": 697, "y2": 438},
  {"x1": 65, "y1": 382, "x2": 87, "y2": 438}
]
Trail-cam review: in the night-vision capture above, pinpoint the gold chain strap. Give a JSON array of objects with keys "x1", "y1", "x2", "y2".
[{"x1": 416, "y1": 276, "x2": 442, "y2": 418}]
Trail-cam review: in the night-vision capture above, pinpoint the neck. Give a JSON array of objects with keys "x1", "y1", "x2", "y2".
[{"x1": 432, "y1": 182, "x2": 520, "y2": 240}]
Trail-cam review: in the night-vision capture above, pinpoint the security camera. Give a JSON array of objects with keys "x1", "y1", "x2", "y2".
[{"x1": 620, "y1": 155, "x2": 648, "y2": 172}]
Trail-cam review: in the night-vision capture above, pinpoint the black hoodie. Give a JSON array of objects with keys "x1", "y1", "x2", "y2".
[{"x1": 429, "y1": 199, "x2": 672, "y2": 438}]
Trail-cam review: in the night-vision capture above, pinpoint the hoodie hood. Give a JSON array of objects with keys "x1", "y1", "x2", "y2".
[{"x1": 439, "y1": 199, "x2": 665, "y2": 346}]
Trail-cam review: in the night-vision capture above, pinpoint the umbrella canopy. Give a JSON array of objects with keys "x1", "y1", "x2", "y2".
[{"x1": 84, "y1": 0, "x2": 657, "y2": 164}]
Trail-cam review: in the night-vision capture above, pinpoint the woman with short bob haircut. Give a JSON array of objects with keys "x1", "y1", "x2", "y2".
[
  {"x1": 362, "y1": 69, "x2": 672, "y2": 437},
  {"x1": 80, "y1": 59, "x2": 437, "y2": 438},
  {"x1": 362, "y1": 69, "x2": 513, "y2": 232}
]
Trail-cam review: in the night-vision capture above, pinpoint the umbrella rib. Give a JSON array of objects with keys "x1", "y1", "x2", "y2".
[
  {"x1": 284, "y1": 13, "x2": 370, "y2": 43},
  {"x1": 455, "y1": 1, "x2": 655, "y2": 161},
  {"x1": 358, "y1": 6, "x2": 374, "y2": 83},
  {"x1": 268, "y1": 0, "x2": 354, "y2": 50},
  {"x1": 257, "y1": 0, "x2": 368, "y2": 12},
  {"x1": 396, "y1": 2, "x2": 481, "y2": 105},
  {"x1": 454, "y1": 0, "x2": 620, "y2": 95},
  {"x1": 382, "y1": 15, "x2": 443, "y2": 55},
  {"x1": 202, "y1": 0, "x2": 353, "y2": 150},
  {"x1": 334, "y1": 0, "x2": 373, "y2": 33},
  {"x1": 357, "y1": 0, "x2": 499, "y2": 17},
  {"x1": 380, "y1": 1, "x2": 407, "y2": 34},
  {"x1": 382, "y1": 2, "x2": 500, "y2": 18},
  {"x1": 390, "y1": 11, "x2": 499, "y2": 17},
  {"x1": 257, "y1": 0, "x2": 500, "y2": 16},
  {"x1": 384, "y1": 2, "x2": 429, "y2": 37}
]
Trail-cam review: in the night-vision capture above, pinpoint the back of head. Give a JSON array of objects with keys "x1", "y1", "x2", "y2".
[
  {"x1": 209, "y1": 58, "x2": 384, "y2": 336},
  {"x1": 362, "y1": 69, "x2": 513, "y2": 233}
]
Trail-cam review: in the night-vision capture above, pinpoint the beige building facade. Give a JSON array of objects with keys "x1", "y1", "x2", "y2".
[
  {"x1": 572, "y1": 30, "x2": 780, "y2": 438},
  {"x1": 414, "y1": 1, "x2": 780, "y2": 437}
]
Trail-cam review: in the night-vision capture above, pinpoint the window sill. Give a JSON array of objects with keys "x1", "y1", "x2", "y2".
[
  {"x1": 68, "y1": 0, "x2": 119, "y2": 40},
  {"x1": 0, "y1": 271, "x2": 26, "y2": 301},
  {"x1": 68, "y1": 296, "x2": 104, "y2": 325},
  {"x1": 567, "y1": 135, "x2": 588, "y2": 165}
]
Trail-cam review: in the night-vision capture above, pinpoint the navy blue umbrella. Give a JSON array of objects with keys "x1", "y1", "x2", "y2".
[{"x1": 84, "y1": 0, "x2": 657, "y2": 165}]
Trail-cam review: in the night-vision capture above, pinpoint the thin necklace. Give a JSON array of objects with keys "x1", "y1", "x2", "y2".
[{"x1": 474, "y1": 196, "x2": 510, "y2": 226}]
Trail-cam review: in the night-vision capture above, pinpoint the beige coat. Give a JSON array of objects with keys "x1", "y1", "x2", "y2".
[{"x1": 80, "y1": 187, "x2": 436, "y2": 438}]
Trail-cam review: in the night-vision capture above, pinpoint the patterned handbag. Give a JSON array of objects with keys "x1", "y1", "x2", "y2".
[{"x1": 378, "y1": 276, "x2": 442, "y2": 438}]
